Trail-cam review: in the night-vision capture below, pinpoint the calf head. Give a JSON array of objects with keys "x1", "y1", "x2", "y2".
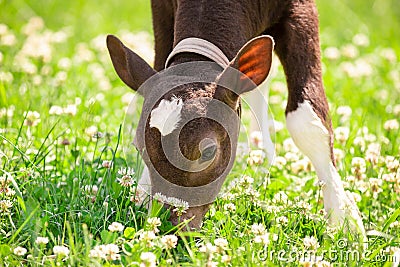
[{"x1": 107, "y1": 35, "x2": 273, "y2": 229}]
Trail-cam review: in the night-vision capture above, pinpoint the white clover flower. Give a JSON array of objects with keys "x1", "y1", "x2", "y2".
[
  {"x1": 24, "y1": 111, "x2": 41, "y2": 126},
  {"x1": 273, "y1": 156, "x2": 287, "y2": 169},
  {"x1": 303, "y1": 236, "x2": 320, "y2": 250},
  {"x1": 118, "y1": 167, "x2": 135, "y2": 176},
  {"x1": 35, "y1": 236, "x2": 49, "y2": 245},
  {"x1": 239, "y1": 175, "x2": 254, "y2": 186},
  {"x1": 221, "y1": 255, "x2": 231, "y2": 264},
  {"x1": 138, "y1": 230, "x2": 157, "y2": 247},
  {"x1": 161, "y1": 234, "x2": 178, "y2": 249},
  {"x1": 353, "y1": 136, "x2": 366, "y2": 150},
  {"x1": 276, "y1": 216, "x2": 289, "y2": 225},
  {"x1": 84, "y1": 185, "x2": 98, "y2": 195},
  {"x1": 103, "y1": 244, "x2": 120, "y2": 261},
  {"x1": 250, "y1": 131, "x2": 263, "y2": 148},
  {"x1": 22, "y1": 17, "x2": 44, "y2": 34},
  {"x1": 365, "y1": 143, "x2": 381, "y2": 164},
  {"x1": 147, "y1": 217, "x2": 161, "y2": 232},
  {"x1": 341, "y1": 44, "x2": 359, "y2": 58},
  {"x1": 273, "y1": 191, "x2": 289, "y2": 204},
  {"x1": 199, "y1": 242, "x2": 217, "y2": 254},
  {"x1": 85, "y1": 125, "x2": 98, "y2": 138},
  {"x1": 58, "y1": 57, "x2": 72, "y2": 69},
  {"x1": 284, "y1": 152, "x2": 299, "y2": 162},
  {"x1": 283, "y1": 138, "x2": 299, "y2": 152},
  {"x1": 140, "y1": 251, "x2": 157, "y2": 267},
  {"x1": 352, "y1": 33, "x2": 369, "y2": 47},
  {"x1": 247, "y1": 150, "x2": 265, "y2": 165},
  {"x1": 351, "y1": 192, "x2": 362, "y2": 202},
  {"x1": 13, "y1": 246, "x2": 27, "y2": 256},
  {"x1": 224, "y1": 203, "x2": 236, "y2": 212},
  {"x1": 63, "y1": 104, "x2": 77, "y2": 116},
  {"x1": 384, "y1": 119, "x2": 399, "y2": 131},
  {"x1": 214, "y1": 238, "x2": 229, "y2": 251},
  {"x1": 251, "y1": 223, "x2": 266, "y2": 235},
  {"x1": 89, "y1": 245, "x2": 104, "y2": 258},
  {"x1": 53, "y1": 245, "x2": 70, "y2": 257},
  {"x1": 390, "y1": 221, "x2": 400, "y2": 228},
  {"x1": 254, "y1": 233, "x2": 271, "y2": 245},
  {"x1": 324, "y1": 46, "x2": 340, "y2": 60},
  {"x1": 49, "y1": 105, "x2": 64, "y2": 115},
  {"x1": 336, "y1": 105, "x2": 352, "y2": 117},
  {"x1": 0, "y1": 199, "x2": 13, "y2": 213},
  {"x1": 333, "y1": 148, "x2": 345, "y2": 165},
  {"x1": 0, "y1": 71, "x2": 13, "y2": 83},
  {"x1": 117, "y1": 167, "x2": 135, "y2": 187},
  {"x1": 334, "y1": 126, "x2": 350, "y2": 144},
  {"x1": 291, "y1": 159, "x2": 310, "y2": 174},
  {"x1": 369, "y1": 178, "x2": 383, "y2": 198},
  {"x1": 101, "y1": 160, "x2": 113, "y2": 169},
  {"x1": 108, "y1": 222, "x2": 124, "y2": 232},
  {"x1": 393, "y1": 104, "x2": 400, "y2": 116},
  {"x1": 351, "y1": 157, "x2": 366, "y2": 174}
]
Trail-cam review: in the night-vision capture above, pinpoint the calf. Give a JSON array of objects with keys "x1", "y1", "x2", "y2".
[{"x1": 107, "y1": 0, "x2": 365, "y2": 236}]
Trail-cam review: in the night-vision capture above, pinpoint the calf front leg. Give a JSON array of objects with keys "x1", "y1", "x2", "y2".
[{"x1": 270, "y1": 1, "x2": 365, "y2": 237}]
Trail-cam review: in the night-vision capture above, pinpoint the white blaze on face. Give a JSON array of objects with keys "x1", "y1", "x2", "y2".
[
  {"x1": 286, "y1": 101, "x2": 365, "y2": 236},
  {"x1": 149, "y1": 96, "x2": 183, "y2": 136}
]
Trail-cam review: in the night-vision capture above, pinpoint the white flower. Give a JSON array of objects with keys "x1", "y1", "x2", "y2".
[
  {"x1": 334, "y1": 126, "x2": 350, "y2": 143},
  {"x1": 49, "y1": 105, "x2": 64, "y2": 115},
  {"x1": 0, "y1": 199, "x2": 13, "y2": 213},
  {"x1": 224, "y1": 203, "x2": 236, "y2": 212},
  {"x1": 250, "y1": 131, "x2": 263, "y2": 148},
  {"x1": 199, "y1": 242, "x2": 217, "y2": 254},
  {"x1": 117, "y1": 167, "x2": 135, "y2": 187},
  {"x1": 251, "y1": 223, "x2": 266, "y2": 235},
  {"x1": 53, "y1": 245, "x2": 70, "y2": 257},
  {"x1": 303, "y1": 236, "x2": 320, "y2": 250},
  {"x1": 276, "y1": 216, "x2": 288, "y2": 225},
  {"x1": 324, "y1": 47, "x2": 340, "y2": 60},
  {"x1": 101, "y1": 160, "x2": 113, "y2": 169},
  {"x1": 35, "y1": 236, "x2": 49, "y2": 245},
  {"x1": 85, "y1": 125, "x2": 98, "y2": 137},
  {"x1": 254, "y1": 233, "x2": 271, "y2": 245},
  {"x1": 63, "y1": 104, "x2": 77, "y2": 116},
  {"x1": 89, "y1": 244, "x2": 120, "y2": 261},
  {"x1": 147, "y1": 217, "x2": 161, "y2": 233},
  {"x1": 341, "y1": 44, "x2": 359, "y2": 58},
  {"x1": 383, "y1": 119, "x2": 399, "y2": 131},
  {"x1": 247, "y1": 150, "x2": 264, "y2": 165},
  {"x1": 24, "y1": 111, "x2": 40, "y2": 126},
  {"x1": 108, "y1": 222, "x2": 124, "y2": 232},
  {"x1": 140, "y1": 251, "x2": 157, "y2": 267},
  {"x1": 214, "y1": 238, "x2": 229, "y2": 251},
  {"x1": 161, "y1": 235, "x2": 178, "y2": 249},
  {"x1": 13, "y1": 246, "x2": 27, "y2": 256},
  {"x1": 352, "y1": 33, "x2": 369, "y2": 47},
  {"x1": 154, "y1": 193, "x2": 189, "y2": 216}
]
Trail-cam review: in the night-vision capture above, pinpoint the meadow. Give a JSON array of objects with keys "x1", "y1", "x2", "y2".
[{"x1": 0, "y1": 0, "x2": 399, "y2": 266}]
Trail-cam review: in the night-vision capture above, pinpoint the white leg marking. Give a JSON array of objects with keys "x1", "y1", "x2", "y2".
[
  {"x1": 137, "y1": 165, "x2": 151, "y2": 207},
  {"x1": 286, "y1": 101, "x2": 365, "y2": 235}
]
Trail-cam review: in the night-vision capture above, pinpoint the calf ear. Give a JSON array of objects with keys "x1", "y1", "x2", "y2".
[
  {"x1": 214, "y1": 35, "x2": 274, "y2": 107},
  {"x1": 106, "y1": 35, "x2": 157, "y2": 93}
]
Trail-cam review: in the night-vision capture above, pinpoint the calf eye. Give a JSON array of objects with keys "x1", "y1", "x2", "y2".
[{"x1": 201, "y1": 144, "x2": 217, "y2": 161}]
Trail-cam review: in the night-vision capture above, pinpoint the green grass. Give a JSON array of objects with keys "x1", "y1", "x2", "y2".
[{"x1": 1, "y1": 0, "x2": 399, "y2": 266}]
